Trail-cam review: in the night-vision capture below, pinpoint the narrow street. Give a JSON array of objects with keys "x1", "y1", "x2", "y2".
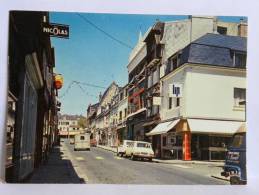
[{"x1": 56, "y1": 139, "x2": 228, "y2": 185}]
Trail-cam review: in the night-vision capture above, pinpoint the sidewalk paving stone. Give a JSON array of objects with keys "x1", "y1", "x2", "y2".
[{"x1": 26, "y1": 146, "x2": 85, "y2": 184}]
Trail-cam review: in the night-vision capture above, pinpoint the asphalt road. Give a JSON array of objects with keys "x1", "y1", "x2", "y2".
[{"x1": 63, "y1": 140, "x2": 228, "y2": 185}]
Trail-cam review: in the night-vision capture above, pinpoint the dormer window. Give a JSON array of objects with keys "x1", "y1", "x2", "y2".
[{"x1": 232, "y1": 51, "x2": 246, "y2": 68}]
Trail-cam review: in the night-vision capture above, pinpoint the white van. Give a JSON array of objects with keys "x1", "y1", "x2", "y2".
[{"x1": 74, "y1": 133, "x2": 90, "y2": 151}]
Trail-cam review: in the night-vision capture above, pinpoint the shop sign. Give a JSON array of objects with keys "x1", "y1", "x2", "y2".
[
  {"x1": 153, "y1": 96, "x2": 161, "y2": 105},
  {"x1": 43, "y1": 23, "x2": 69, "y2": 38},
  {"x1": 169, "y1": 83, "x2": 182, "y2": 97}
]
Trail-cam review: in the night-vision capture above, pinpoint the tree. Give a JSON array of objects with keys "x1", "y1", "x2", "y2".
[{"x1": 77, "y1": 117, "x2": 87, "y2": 129}]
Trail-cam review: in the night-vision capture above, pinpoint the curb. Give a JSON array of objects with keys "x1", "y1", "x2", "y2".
[
  {"x1": 211, "y1": 175, "x2": 230, "y2": 182},
  {"x1": 152, "y1": 159, "x2": 224, "y2": 166},
  {"x1": 97, "y1": 145, "x2": 117, "y2": 153}
]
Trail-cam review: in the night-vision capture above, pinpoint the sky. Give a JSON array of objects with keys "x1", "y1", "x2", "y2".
[{"x1": 49, "y1": 12, "x2": 246, "y2": 116}]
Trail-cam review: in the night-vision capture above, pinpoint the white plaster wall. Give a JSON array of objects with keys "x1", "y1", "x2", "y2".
[
  {"x1": 191, "y1": 16, "x2": 214, "y2": 41},
  {"x1": 162, "y1": 20, "x2": 191, "y2": 62},
  {"x1": 160, "y1": 68, "x2": 186, "y2": 121},
  {"x1": 184, "y1": 66, "x2": 246, "y2": 120}
]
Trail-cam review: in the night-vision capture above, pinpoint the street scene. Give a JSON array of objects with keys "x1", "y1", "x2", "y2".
[{"x1": 4, "y1": 11, "x2": 247, "y2": 185}]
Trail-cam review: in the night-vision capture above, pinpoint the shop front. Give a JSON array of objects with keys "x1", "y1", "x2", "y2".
[{"x1": 147, "y1": 118, "x2": 242, "y2": 161}]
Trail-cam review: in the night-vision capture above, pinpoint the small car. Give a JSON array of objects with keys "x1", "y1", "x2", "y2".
[
  {"x1": 90, "y1": 138, "x2": 97, "y2": 147},
  {"x1": 117, "y1": 140, "x2": 134, "y2": 157},
  {"x1": 125, "y1": 141, "x2": 154, "y2": 161}
]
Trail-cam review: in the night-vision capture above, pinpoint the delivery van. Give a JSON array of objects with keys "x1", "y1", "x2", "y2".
[
  {"x1": 221, "y1": 123, "x2": 247, "y2": 185},
  {"x1": 74, "y1": 133, "x2": 90, "y2": 151}
]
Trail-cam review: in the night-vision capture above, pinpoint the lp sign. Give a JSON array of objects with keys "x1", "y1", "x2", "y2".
[
  {"x1": 169, "y1": 83, "x2": 182, "y2": 97},
  {"x1": 43, "y1": 23, "x2": 69, "y2": 38}
]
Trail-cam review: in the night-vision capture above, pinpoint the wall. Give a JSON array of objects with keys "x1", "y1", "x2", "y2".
[
  {"x1": 184, "y1": 65, "x2": 246, "y2": 120},
  {"x1": 217, "y1": 21, "x2": 239, "y2": 36},
  {"x1": 160, "y1": 67, "x2": 186, "y2": 121}
]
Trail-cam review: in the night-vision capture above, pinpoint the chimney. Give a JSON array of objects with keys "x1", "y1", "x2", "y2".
[
  {"x1": 99, "y1": 92, "x2": 102, "y2": 101},
  {"x1": 238, "y1": 18, "x2": 247, "y2": 37}
]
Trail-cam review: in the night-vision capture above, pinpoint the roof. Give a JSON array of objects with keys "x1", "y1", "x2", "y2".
[
  {"x1": 193, "y1": 33, "x2": 247, "y2": 52},
  {"x1": 180, "y1": 33, "x2": 247, "y2": 68}
]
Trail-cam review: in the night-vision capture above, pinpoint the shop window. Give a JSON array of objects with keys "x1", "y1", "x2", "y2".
[{"x1": 234, "y1": 88, "x2": 246, "y2": 107}]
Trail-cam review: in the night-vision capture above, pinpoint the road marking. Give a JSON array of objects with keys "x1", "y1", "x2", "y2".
[
  {"x1": 172, "y1": 164, "x2": 191, "y2": 169},
  {"x1": 95, "y1": 156, "x2": 104, "y2": 160},
  {"x1": 114, "y1": 156, "x2": 123, "y2": 160},
  {"x1": 76, "y1": 157, "x2": 85, "y2": 161}
]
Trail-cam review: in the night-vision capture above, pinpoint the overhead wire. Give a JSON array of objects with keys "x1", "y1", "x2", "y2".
[{"x1": 76, "y1": 13, "x2": 133, "y2": 49}]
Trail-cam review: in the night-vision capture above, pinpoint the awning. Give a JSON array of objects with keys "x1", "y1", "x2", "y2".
[
  {"x1": 127, "y1": 108, "x2": 146, "y2": 118},
  {"x1": 146, "y1": 119, "x2": 180, "y2": 136},
  {"x1": 187, "y1": 119, "x2": 244, "y2": 134}
]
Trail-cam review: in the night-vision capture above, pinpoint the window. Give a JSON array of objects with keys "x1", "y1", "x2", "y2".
[
  {"x1": 234, "y1": 88, "x2": 246, "y2": 107},
  {"x1": 80, "y1": 136, "x2": 85, "y2": 140},
  {"x1": 124, "y1": 108, "x2": 127, "y2": 117},
  {"x1": 176, "y1": 97, "x2": 180, "y2": 107},
  {"x1": 168, "y1": 97, "x2": 172, "y2": 109},
  {"x1": 120, "y1": 92, "x2": 123, "y2": 101},
  {"x1": 148, "y1": 75, "x2": 152, "y2": 88},
  {"x1": 119, "y1": 111, "x2": 122, "y2": 120},
  {"x1": 217, "y1": 26, "x2": 227, "y2": 35},
  {"x1": 162, "y1": 136, "x2": 167, "y2": 146},
  {"x1": 234, "y1": 52, "x2": 246, "y2": 68}
]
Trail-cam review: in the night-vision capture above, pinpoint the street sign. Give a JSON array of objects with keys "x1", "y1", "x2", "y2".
[
  {"x1": 43, "y1": 23, "x2": 69, "y2": 38},
  {"x1": 169, "y1": 83, "x2": 182, "y2": 97}
]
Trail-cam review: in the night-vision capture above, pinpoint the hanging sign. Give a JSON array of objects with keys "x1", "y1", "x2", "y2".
[
  {"x1": 54, "y1": 74, "x2": 64, "y2": 89},
  {"x1": 169, "y1": 83, "x2": 183, "y2": 97},
  {"x1": 43, "y1": 23, "x2": 69, "y2": 38},
  {"x1": 153, "y1": 96, "x2": 161, "y2": 105}
]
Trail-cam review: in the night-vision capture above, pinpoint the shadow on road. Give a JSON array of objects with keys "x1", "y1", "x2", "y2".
[{"x1": 27, "y1": 146, "x2": 85, "y2": 184}]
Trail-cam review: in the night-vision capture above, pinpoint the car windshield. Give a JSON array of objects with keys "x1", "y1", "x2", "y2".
[
  {"x1": 137, "y1": 143, "x2": 151, "y2": 148},
  {"x1": 126, "y1": 141, "x2": 133, "y2": 146},
  {"x1": 230, "y1": 133, "x2": 245, "y2": 148}
]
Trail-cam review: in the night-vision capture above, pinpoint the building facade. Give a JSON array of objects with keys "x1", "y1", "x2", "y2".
[
  {"x1": 147, "y1": 33, "x2": 247, "y2": 161},
  {"x1": 7, "y1": 11, "x2": 60, "y2": 182}
]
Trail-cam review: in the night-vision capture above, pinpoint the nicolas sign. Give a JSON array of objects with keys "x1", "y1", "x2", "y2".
[{"x1": 43, "y1": 23, "x2": 69, "y2": 38}]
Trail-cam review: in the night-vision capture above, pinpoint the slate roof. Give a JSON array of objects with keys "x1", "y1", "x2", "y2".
[
  {"x1": 180, "y1": 33, "x2": 247, "y2": 68},
  {"x1": 193, "y1": 33, "x2": 247, "y2": 52}
]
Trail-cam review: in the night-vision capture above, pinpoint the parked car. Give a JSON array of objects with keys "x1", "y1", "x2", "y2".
[
  {"x1": 117, "y1": 140, "x2": 134, "y2": 157},
  {"x1": 90, "y1": 138, "x2": 97, "y2": 147},
  {"x1": 125, "y1": 141, "x2": 154, "y2": 161},
  {"x1": 70, "y1": 137, "x2": 75, "y2": 144},
  {"x1": 221, "y1": 123, "x2": 247, "y2": 185},
  {"x1": 74, "y1": 133, "x2": 90, "y2": 151}
]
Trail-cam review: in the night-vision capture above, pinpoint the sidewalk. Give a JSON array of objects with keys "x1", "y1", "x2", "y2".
[
  {"x1": 27, "y1": 145, "x2": 85, "y2": 183},
  {"x1": 97, "y1": 144, "x2": 224, "y2": 166}
]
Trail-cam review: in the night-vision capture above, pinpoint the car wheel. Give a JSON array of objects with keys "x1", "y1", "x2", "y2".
[
  {"x1": 131, "y1": 154, "x2": 135, "y2": 161},
  {"x1": 149, "y1": 158, "x2": 152, "y2": 162},
  {"x1": 230, "y1": 176, "x2": 241, "y2": 185}
]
